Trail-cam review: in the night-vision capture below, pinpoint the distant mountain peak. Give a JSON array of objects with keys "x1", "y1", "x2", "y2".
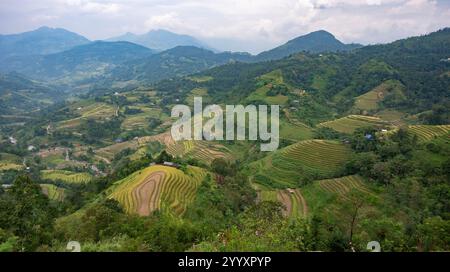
[
  {"x1": 306, "y1": 30, "x2": 335, "y2": 36},
  {"x1": 256, "y1": 30, "x2": 362, "y2": 61},
  {"x1": 36, "y1": 26, "x2": 52, "y2": 30},
  {"x1": 107, "y1": 29, "x2": 214, "y2": 51},
  {"x1": 0, "y1": 26, "x2": 90, "y2": 59}
]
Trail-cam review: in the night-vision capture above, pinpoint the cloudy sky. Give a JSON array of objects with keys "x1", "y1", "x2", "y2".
[{"x1": 0, "y1": 0, "x2": 449, "y2": 53}]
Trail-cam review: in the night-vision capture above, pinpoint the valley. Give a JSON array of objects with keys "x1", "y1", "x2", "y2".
[{"x1": 0, "y1": 26, "x2": 449, "y2": 252}]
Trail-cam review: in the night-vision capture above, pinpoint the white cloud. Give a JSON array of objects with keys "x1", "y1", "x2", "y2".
[
  {"x1": 0, "y1": 0, "x2": 448, "y2": 53},
  {"x1": 64, "y1": 0, "x2": 121, "y2": 14}
]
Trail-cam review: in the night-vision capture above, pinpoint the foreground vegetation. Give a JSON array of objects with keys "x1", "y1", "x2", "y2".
[{"x1": 0, "y1": 28, "x2": 449, "y2": 252}]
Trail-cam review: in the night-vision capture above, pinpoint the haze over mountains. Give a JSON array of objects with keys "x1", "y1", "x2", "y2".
[
  {"x1": 0, "y1": 26, "x2": 90, "y2": 60},
  {"x1": 1, "y1": 41, "x2": 153, "y2": 81},
  {"x1": 0, "y1": 26, "x2": 367, "y2": 92},
  {"x1": 107, "y1": 29, "x2": 213, "y2": 52}
]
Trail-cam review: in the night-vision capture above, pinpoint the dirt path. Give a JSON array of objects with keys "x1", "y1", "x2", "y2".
[
  {"x1": 94, "y1": 155, "x2": 111, "y2": 164},
  {"x1": 41, "y1": 186, "x2": 49, "y2": 196},
  {"x1": 296, "y1": 189, "x2": 308, "y2": 216},
  {"x1": 277, "y1": 190, "x2": 292, "y2": 217},
  {"x1": 133, "y1": 171, "x2": 166, "y2": 216}
]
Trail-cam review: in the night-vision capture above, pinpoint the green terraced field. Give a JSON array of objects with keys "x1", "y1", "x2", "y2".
[
  {"x1": 185, "y1": 88, "x2": 212, "y2": 106},
  {"x1": 58, "y1": 102, "x2": 117, "y2": 129},
  {"x1": 187, "y1": 76, "x2": 213, "y2": 83},
  {"x1": 246, "y1": 69, "x2": 289, "y2": 105},
  {"x1": 318, "y1": 115, "x2": 388, "y2": 134},
  {"x1": 40, "y1": 170, "x2": 93, "y2": 184},
  {"x1": 408, "y1": 125, "x2": 450, "y2": 142},
  {"x1": 40, "y1": 184, "x2": 66, "y2": 201},
  {"x1": 166, "y1": 140, "x2": 233, "y2": 164},
  {"x1": 279, "y1": 118, "x2": 314, "y2": 141},
  {"x1": 108, "y1": 165, "x2": 207, "y2": 216},
  {"x1": 353, "y1": 80, "x2": 405, "y2": 111},
  {"x1": 317, "y1": 175, "x2": 375, "y2": 201},
  {"x1": 0, "y1": 152, "x2": 22, "y2": 164},
  {"x1": 248, "y1": 140, "x2": 352, "y2": 188},
  {"x1": 121, "y1": 107, "x2": 162, "y2": 130}
]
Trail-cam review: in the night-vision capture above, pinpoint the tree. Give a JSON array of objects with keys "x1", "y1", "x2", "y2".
[
  {"x1": 0, "y1": 175, "x2": 55, "y2": 251},
  {"x1": 155, "y1": 150, "x2": 172, "y2": 163}
]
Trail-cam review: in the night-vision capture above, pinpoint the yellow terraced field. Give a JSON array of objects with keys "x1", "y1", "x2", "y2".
[
  {"x1": 40, "y1": 170, "x2": 93, "y2": 184},
  {"x1": 0, "y1": 162, "x2": 23, "y2": 171},
  {"x1": 166, "y1": 140, "x2": 233, "y2": 164},
  {"x1": 318, "y1": 115, "x2": 388, "y2": 134},
  {"x1": 408, "y1": 125, "x2": 450, "y2": 142},
  {"x1": 95, "y1": 131, "x2": 232, "y2": 164},
  {"x1": 96, "y1": 132, "x2": 174, "y2": 160},
  {"x1": 108, "y1": 165, "x2": 207, "y2": 216}
]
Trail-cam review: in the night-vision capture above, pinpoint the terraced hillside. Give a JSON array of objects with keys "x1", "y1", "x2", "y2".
[
  {"x1": 95, "y1": 132, "x2": 174, "y2": 160},
  {"x1": 317, "y1": 175, "x2": 375, "y2": 201},
  {"x1": 57, "y1": 102, "x2": 117, "y2": 129},
  {"x1": 246, "y1": 69, "x2": 289, "y2": 105},
  {"x1": 96, "y1": 130, "x2": 233, "y2": 164},
  {"x1": 249, "y1": 140, "x2": 352, "y2": 188},
  {"x1": 40, "y1": 184, "x2": 66, "y2": 201},
  {"x1": 40, "y1": 170, "x2": 93, "y2": 184},
  {"x1": 353, "y1": 80, "x2": 405, "y2": 112},
  {"x1": 260, "y1": 189, "x2": 308, "y2": 218},
  {"x1": 318, "y1": 115, "x2": 388, "y2": 134},
  {"x1": 0, "y1": 152, "x2": 23, "y2": 171},
  {"x1": 108, "y1": 165, "x2": 207, "y2": 216},
  {"x1": 166, "y1": 140, "x2": 233, "y2": 163},
  {"x1": 408, "y1": 125, "x2": 450, "y2": 142},
  {"x1": 0, "y1": 162, "x2": 23, "y2": 171}
]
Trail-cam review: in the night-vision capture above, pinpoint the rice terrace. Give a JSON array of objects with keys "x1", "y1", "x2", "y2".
[
  {"x1": 0, "y1": 2, "x2": 449, "y2": 255},
  {"x1": 108, "y1": 165, "x2": 207, "y2": 216}
]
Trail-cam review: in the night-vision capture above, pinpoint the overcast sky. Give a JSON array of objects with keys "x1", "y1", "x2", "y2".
[{"x1": 0, "y1": 0, "x2": 449, "y2": 54}]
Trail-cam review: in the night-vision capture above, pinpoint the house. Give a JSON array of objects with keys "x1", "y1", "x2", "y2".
[
  {"x1": 8, "y1": 137, "x2": 17, "y2": 145},
  {"x1": 163, "y1": 161, "x2": 180, "y2": 168},
  {"x1": 27, "y1": 145, "x2": 36, "y2": 151},
  {"x1": 1, "y1": 184, "x2": 13, "y2": 189}
]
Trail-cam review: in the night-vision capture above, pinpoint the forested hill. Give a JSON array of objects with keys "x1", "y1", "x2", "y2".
[
  {"x1": 255, "y1": 30, "x2": 362, "y2": 61},
  {"x1": 106, "y1": 46, "x2": 253, "y2": 83},
  {"x1": 155, "y1": 28, "x2": 450, "y2": 119},
  {"x1": 0, "y1": 26, "x2": 90, "y2": 60}
]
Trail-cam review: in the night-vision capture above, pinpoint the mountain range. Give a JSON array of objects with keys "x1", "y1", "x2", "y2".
[
  {"x1": 107, "y1": 29, "x2": 213, "y2": 51},
  {"x1": 255, "y1": 30, "x2": 362, "y2": 61},
  {"x1": 0, "y1": 23, "x2": 449, "y2": 253},
  {"x1": 0, "y1": 27, "x2": 367, "y2": 90},
  {"x1": 0, "y1": 41, "x2": 154, "y2": 86},
  {"x1": 0, "y1": 26, "x2": 90, "y2": 60}
]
